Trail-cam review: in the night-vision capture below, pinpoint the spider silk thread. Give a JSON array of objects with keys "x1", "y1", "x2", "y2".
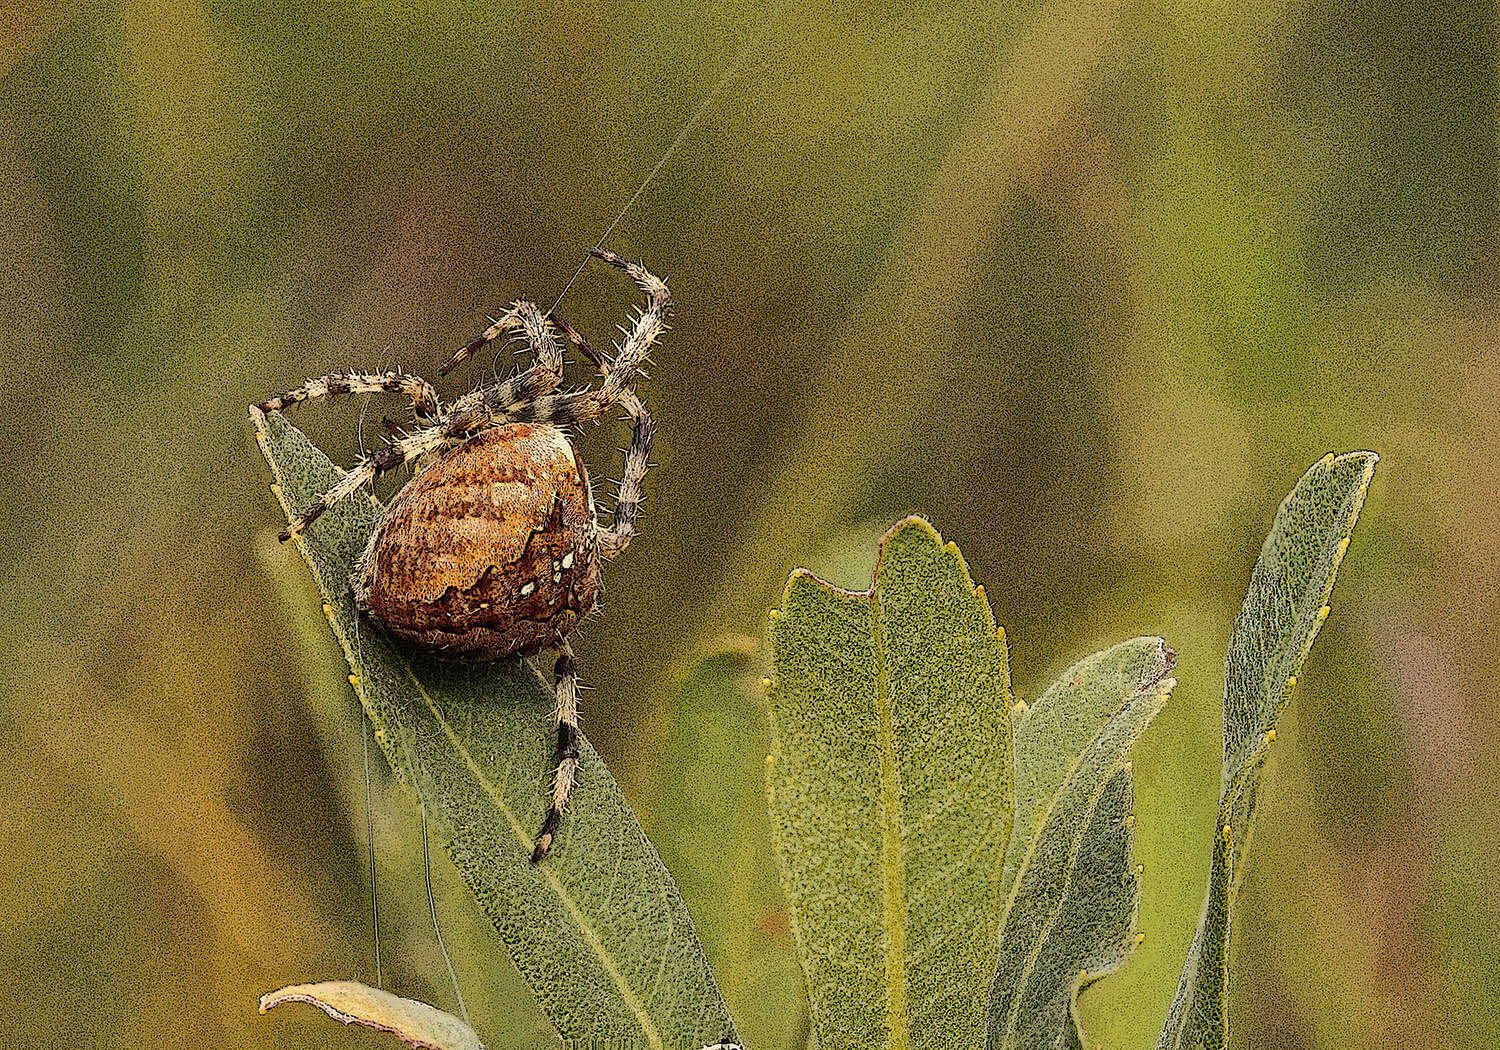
[{"x1": 549, "y1": 0, "x2": 788, "y2": 314}]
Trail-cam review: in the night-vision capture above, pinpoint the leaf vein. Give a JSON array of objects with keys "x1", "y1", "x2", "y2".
[
  {"x1": 400, "y1": 665, "x2": 666, "y2": 1050},
  {"x1": 868, "y1": 592, "x2": 911, "y2": 1050}
]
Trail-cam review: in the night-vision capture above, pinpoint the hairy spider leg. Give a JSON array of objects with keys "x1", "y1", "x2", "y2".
[
  {"x1": 257, "y1": 371, "x2": 442, "y2": 423},
  {"x1": 439, "y1": 298, "x2": 564, "y2": 384},
  {"x1": 532, "y1": 640, "x2": 581, "y2": 862},
  {"x1": 599, "y1": 388, "x2": 655, "y2": 560},
  {"x1": 491, "y1": 250, "x2": 668, "y2": 426},
  {"x1": 548, "y1": 312, "x2": 606, "y2": 370},
  {"x1": 438, "y1": 304, "x2": 522, "y2": 376},
  {"x1": 548, "y1": 313, "x2": 656, "y2": 560},
  {"x1": 442, "y1": 302, "x2": 573, "y2": 429},
  {"x1": 277, "y1": 405, "x2": 497, "y2": 541}
]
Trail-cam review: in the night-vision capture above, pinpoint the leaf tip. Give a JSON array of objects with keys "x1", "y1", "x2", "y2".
[{"x1": 878, "y1": 513, "x2": 940, "y2": 547}]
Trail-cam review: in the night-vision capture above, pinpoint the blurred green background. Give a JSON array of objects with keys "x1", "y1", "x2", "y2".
[{"x1": 3, "y1": 0, "x2": 1496, "y2": 1046}]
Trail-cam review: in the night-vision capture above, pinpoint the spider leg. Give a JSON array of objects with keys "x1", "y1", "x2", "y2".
[
  {"x1": 278, "y1": 406, "x2": 498, "y2": 541},
  {"x1": 257, "y1": 371, "x2": 441, "y2": 423},
  {"x1": 532, "y1": 640, "x2": 581, "y2": 863},
  {"x1": 439, "y1": 304, "x2": 524, "y2": 377},
  {"x1": 451, "y1": 301, "x2": 570, "y2": 423},
  {"x1": 549, "y1": 310, "x2": 654, "y2": 557},
  {"x1": 587, "y1": 247, "x2": 670, "y2": 405},
  {"x1": 597, "y1": 388, "x2": 655, "y2": 560},
  {"x1": 490, "y1": 251, "x2": 670, "y2": 426},
  {"x1": 548, "y1": 312, "x2": 606, "y2": 370},
  {"x1": 440, "y1": 300, "x2": 568, "y2": 393}
]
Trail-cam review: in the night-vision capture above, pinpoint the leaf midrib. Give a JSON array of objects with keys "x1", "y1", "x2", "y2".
[
  {"x1": 868, "y1": 590, "x2": 911, "y2": 1050},
  {"x1": 396, "y1": 661, "x2": 667, "y2": 1050},
  {"x1": 1000, "y1": 670, "x2": 1168, "y2": 927},
  {"x1": 995, "y1": 758, "x2": 1129, "y2": 1049}
]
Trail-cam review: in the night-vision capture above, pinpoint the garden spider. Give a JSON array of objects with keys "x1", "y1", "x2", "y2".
[{"x1": 257, "y1": 247, "x2": 667, "y2": 861}]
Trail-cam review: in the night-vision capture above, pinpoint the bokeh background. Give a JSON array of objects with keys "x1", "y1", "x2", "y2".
[{"x1": 3, "y1": 1, "x2": 1496, "y2": 1047}]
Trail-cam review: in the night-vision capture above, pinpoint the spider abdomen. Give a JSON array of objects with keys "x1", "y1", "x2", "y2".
[{"x1": 352, "y1": 423, "x2": 601, "y2": 662}]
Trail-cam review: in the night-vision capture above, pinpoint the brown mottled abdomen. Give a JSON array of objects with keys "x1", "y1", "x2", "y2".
[{"x1": 352, "y1": 424, "x2": 602, "y2": 661}]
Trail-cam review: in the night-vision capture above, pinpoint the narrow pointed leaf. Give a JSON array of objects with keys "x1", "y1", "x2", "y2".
[
  {"x1": 253, "y1": 408, "x2": 736, "y2": 1050},
  {"x1": 260, "y1": 981, "x2": 485, "y2": 1050},
  {"x1": 766, "y1": 516, "x2": 1013, "y2": 1050},
  {"x1": 1156, "y1": 452, "x2": 1378, "y2": 1050},
  {"x1": 988, "y1": 769, "x2": 1140, "y2": 1050},
  {"x1": 1002, "y1": 638, "x2": 1176, "y2": 902},
  {"x1": 987, "y1": 639, "x2": 1176, "y2": 1050},
  {"x1": 648, "y1": 645, "x2": 807, "y2": 1050}
]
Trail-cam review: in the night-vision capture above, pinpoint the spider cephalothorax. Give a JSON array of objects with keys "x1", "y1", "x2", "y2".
[{"x1": 257, "y1": 247, "x2": 666, "y2": 860}]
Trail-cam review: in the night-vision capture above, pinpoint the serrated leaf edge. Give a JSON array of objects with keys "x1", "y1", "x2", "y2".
[{"x1": 765, "y1": 514, "x2": 1001, "y2": 1050}]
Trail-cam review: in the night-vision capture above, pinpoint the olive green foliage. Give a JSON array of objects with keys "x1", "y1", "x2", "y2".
[
  {"x1": 249, "y1": 445, "x2": 1375, "y2": 1050},
  {"x1": 764, "y1": 517, "x2": 1014, "y2": 1049},
  {"x1": 254, "y1": 408, "x2": 735, "y2": 1050},
  {"x1": 6, "y1": 2, "x2": 1492, "y2": 1047},
  {"x1": 761, "y1": 522, "x2": 1177, "y2": 1050},
  {"x1": 1157, "y1": 452, "x2": 1378, "y2": 1050}
]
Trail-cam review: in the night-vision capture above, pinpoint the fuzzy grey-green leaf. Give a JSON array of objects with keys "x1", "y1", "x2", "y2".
[
  {"x1": 1002, "y1": 639, "x2": 1176, "y2": 902},
  {"x1": 766, "y1": 516, "x2": 1013, "y2": 1050},
  {"x1": 253, "y1": 408, "x2": 736, "y2": 1050},
  {"x1": 1157, "y1": 452, "x2": 1378, "y2": 1050},
  {"x1": 987, "y1": 639, "x2": 1175, "y2": 1050},
  {"x1": 988, "y1": 769, "x2": 1139, "y2": 1050}
]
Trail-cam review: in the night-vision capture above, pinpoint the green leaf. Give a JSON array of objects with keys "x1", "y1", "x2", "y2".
[
  {"x1": 648, "y1": 644, "x2": 807, "y2": 1050},
  {"x1": 765, "y1": 516, "x2": 1014, "y2": 1050},
  {"x1": 1156, "y1": 451, "x2": 1378, "y2": 1050},
  {"x1": 252, "y1": 408, "x2": 737, "y2": 1050},
  {"x1": 260, "y1": 981, "x2": 485, "y2": 1050},
  {"x1": 258, "y1": 528, "x2": 559, "y2": 1047},
  {"x1": 986, "y1": 639, "x2": 1176, "y2": 1050}
]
